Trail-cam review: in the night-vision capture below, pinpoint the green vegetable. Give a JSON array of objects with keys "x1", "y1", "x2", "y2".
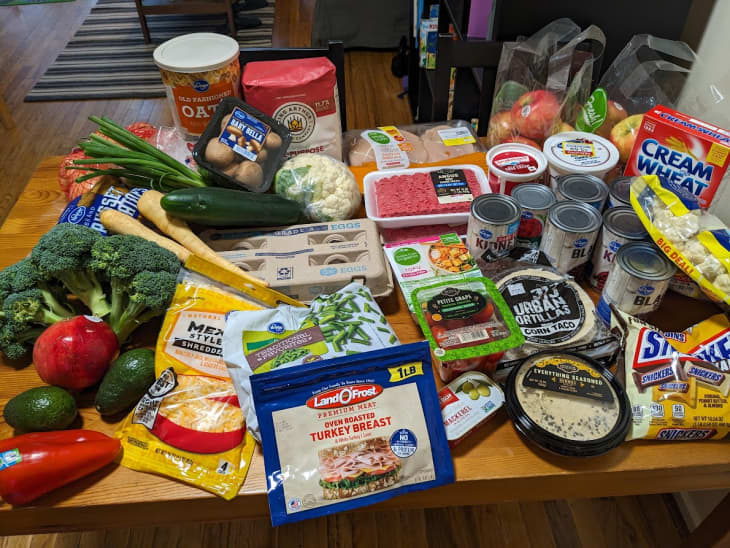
[
  {"x1": 89, "y1": 234, "x2": 180, "y2": 342},
  {"x1": 159, "y1": 187, "x2": 303, "y2": 227},
  {"x1": 31, "y1": 224, "x2": 111, "y2": 318},
  {"x1": 95, "y1": 348, "x2": 156, "y2": 416},
  {"x1": 4, "y1": 386, "x2": 77, "y2": 432},
  {"x1": 72, "y1": 116, "x2": 207, "y2": 191},
  {"x1": 271, "y1": 347, "x2": 310, "y2": 369},
  {"x1": 319, "y1": 465, "x2": 401, "y2": 490}
]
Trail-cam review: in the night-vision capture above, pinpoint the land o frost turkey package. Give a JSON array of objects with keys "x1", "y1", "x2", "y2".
[{"x1": 250, "y1": 342, "x2": 454, "y2": 526}]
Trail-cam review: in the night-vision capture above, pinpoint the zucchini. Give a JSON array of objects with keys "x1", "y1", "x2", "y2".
[{"x1": 160, "y1": 187, "x2": 303, "y2": 227}]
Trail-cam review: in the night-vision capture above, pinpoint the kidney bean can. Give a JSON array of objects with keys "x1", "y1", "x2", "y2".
[
  {"x1": 512, "y1": 183, "x2": 556, "y2": 249},
  {"x1": 597, "y1": 241, "x2": 675, "y2": 325},
  {"x1": 588, "y1": 207, "x2": 647, "y2": 290},
  {"x1": 467, "y1": 194, "x2": 521, "y2": 261},
  {"x1": 607, "y1": 176, "x2": 632, "y2": 208},
  {"x1": 539, "y1": 201, "x2": 602, "y2": 274},
  {"x1": 555, "y1": 174, "x2": 609, "y2": 211}
]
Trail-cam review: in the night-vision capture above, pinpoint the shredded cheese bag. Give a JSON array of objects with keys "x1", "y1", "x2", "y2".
[{"x1": 117, "y1": 256, "x2": 302, "y2": 499}]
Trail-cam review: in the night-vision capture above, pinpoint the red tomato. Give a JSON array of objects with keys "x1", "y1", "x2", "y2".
[
  {"x1": 472, "y1": 302, "x2": 494, "y2": 324},
  {"x1": 431, "y1": 325, "x2": 448, "y2": 345},
  {"x1": 444, "y1": 318, "x2": 465, "y2": 331}
]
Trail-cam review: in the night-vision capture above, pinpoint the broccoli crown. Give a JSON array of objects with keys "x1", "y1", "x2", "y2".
[
  {"x1": 0, "y1": 261, "x2": 26, "y2": 302},
  {"x1": 0, "y1": 315, "x2": 44, "y2": 360},
  {"x1": 129, "y1": 270, "x2": 178, "y2": 312},
  {"x1": 90, "y1": 234, "x2": 181, "y2": 281},
  {"x1": 31, "y1": 223, "x2": 101, "y2": 277},
  {"x1": 3, "y1": 288, "x2": 69, "y2": 327}
]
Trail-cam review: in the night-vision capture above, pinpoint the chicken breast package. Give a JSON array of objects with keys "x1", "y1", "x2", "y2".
[
  {"x1": 250, "y1": 342, "x2": 454, "y2": 526},
  {"x1": 344, "y1": 121, "x2": 487, "y2": 191}
]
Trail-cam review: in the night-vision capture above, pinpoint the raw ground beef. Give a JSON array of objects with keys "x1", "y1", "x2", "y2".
[{"x1": 374, "y1": 168, "x2": 484, "y2": 217}]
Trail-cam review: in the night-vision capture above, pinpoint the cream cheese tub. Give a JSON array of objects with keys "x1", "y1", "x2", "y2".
[
  {"x1": 153, "y1": 33, "x2": 242, "y2": 137},
  {"x1": 543, "y1": 131, "x2": 619, "y2": 191},
  {"x1": 504, "y1": 351, "x2": 630, "y2": 457},
  {"x1": 486, "y1": 143, "x2": 547, "y2": 195}
]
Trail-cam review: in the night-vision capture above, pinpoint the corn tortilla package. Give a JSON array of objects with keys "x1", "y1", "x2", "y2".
[{"x1": 117, "y1": 256, "x2": 302, "y2": 499}]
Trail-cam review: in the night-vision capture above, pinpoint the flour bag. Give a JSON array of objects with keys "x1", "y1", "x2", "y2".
[{"x1": 242, "y1": 57, "x2": 342, "y2": 160}]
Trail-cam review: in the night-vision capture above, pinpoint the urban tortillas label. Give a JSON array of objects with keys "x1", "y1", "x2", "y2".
[
  {"x1": 498, "y1": 269, "x2": 595, "y2": 346},
  {"x1": 430, "y1": 169, "x2": 474, "y2": 205}
]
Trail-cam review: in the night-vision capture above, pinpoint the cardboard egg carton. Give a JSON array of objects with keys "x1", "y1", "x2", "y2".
[{"x1": 200, "y1": 219, "x2": 393, "y2": 302}]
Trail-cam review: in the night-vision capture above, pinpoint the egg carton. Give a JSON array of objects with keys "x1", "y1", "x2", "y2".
[{"x1": 200, "y1": 219, "x2": 393, "y2": 302}]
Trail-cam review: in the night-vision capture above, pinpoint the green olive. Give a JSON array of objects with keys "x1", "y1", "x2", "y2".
[
  {"x1": 468, "y1": 389, "x2": 479, "y2": 400},
  {"x1": 461, "y1": 381, "x2": 475, "y2": 393},
  {"x1": 477, "y1": 384, "x2": 490, "y2": 397}
]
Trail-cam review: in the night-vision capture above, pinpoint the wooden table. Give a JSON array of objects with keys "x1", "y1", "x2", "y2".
[{"x1": 1, "y1": 157, "x2": 729, "y2": 537}]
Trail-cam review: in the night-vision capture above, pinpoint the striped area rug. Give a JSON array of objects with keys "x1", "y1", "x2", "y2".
[{"x1": 26, "y1": 0, "x2": 274, "y2": 101}]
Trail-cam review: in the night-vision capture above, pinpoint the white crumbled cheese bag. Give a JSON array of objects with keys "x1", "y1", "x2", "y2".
[{"x1": 242, "y1": 57, "x2": 342, "y2": 160}]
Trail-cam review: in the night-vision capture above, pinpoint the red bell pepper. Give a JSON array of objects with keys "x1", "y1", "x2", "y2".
[{"x1": 0, "y1": 429, "x2": 121, "y2": 505}]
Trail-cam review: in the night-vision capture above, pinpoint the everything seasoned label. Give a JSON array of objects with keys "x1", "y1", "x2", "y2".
[
  {"x1": 500, "y1": 275, "x2": 585, "y2": 344},
  {"x1": 430, "y1": 169, "x2": 474, "y2": 204},
  {"x1": 521, "y1": 357, "x2": 614, "y2": 403}
]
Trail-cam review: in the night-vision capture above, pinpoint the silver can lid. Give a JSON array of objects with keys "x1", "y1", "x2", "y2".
[
  {"x1": 557, "y1": 174, "x2": 609, "y2": 204},
  {"x1": 609, "y1": 176, "x2": 632, "y2": 206},
  {"x1": 547, "y1": 200, "x2": 602, "y2": 234},
  {"x1": 602, "y1": 207, "x2": 647, "y2": 240},
  {"x1": 512, "y1": 183, "x2": 556, "y2": 211},
  {"x1": 616, "y1": 241, "x2": 675, "y2": 281},
  {"x1": 471, "y1": 194, "x2": 521, "y2": 225}
]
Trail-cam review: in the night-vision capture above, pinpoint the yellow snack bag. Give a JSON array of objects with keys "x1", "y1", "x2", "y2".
[{"x1": 117, "y1": 256, "x2": 303, "y2": 499}]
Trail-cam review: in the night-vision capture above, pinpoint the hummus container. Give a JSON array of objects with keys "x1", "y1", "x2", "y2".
[
  {"x1": 153, "y1": 33, "x2": 242, "y2": 137},
  {"x1": 543, "y1": 131, "x2": 619, "y2": 191},
  {"x1": 200, "y1": 219, "x2": 393, "y2": 302},
  {"x1": 439, "y1": 371, "x2": 504, "y2": 447},
  {"x1": 486, "y1": 143, "x2": 547, "y2": 195},
  {"x1": 504, "y1": 351, "x2": 631, "y2": 457}
]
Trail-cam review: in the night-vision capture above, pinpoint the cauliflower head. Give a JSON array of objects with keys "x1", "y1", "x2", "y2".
[{"x1": 274, "y1": 154, "x2": 361, "y2": 222}]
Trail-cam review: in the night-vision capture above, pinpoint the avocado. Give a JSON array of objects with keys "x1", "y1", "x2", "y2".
[
  {"x1": 95, "y1": 348, "x2": 156, "y2": 416},
  {"x1": 4, "y1": 386, "x2": 77, "y2": 432}
]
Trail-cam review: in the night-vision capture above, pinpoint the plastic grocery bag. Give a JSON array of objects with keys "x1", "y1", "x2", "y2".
[
  {"x1": 576, "y1": 35, "x2": 729, "y2": 139},
  {"x1": 486, "y1": 18, "x2": 606, "y2": 148}
]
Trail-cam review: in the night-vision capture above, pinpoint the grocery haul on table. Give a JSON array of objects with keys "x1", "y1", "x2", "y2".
[{"x1": 3, "y1": 21, "x2": 730, "y2": 526}]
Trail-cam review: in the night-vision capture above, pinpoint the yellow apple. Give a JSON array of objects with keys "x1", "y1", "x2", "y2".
[
  {"x1": 596, "y1": 100, "x2": 628, "y2": 139},
  {"x1": 610, "y1": 114, "x2": 644, "y2": 163}
]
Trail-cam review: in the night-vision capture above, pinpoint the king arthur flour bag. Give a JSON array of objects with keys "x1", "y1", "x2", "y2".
[{"x1": 242, "y1": 57, "x2": 342, "y2": 160}]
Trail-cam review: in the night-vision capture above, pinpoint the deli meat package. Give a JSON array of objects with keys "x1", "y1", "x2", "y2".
[
  {"x1": 242, "y1": 57, "x2": 342, "y2": 160},
  {"x1": 612, "y1": 308, "x2": 730, "y2": 441},
  {"x1": 250, "y1": 342, "x2": 454, "y2": 526}
]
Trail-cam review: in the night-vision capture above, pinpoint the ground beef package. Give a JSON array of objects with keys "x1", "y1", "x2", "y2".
[{"x1": 242, "y1": 57, "x2": 342, "y2": 160}]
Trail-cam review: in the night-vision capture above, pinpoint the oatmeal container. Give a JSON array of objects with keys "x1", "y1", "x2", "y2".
[
  {"x1": 606, "y1": 176, "x2": 632, "y2": 209},
  {"x1": 542, "y1": 131, "x2": 619, "y2": 191},
  {"x1": 588, "y1": 207, "x2": 647, "y2": 290},
  {"x1": 486, "y1": 143, "x2": 548, "y2": 195},
  {"x1": 153, "y1": 33, "x2": 242, "y2": 137},
  {"x1": 555, "y1": 174, "x2": 609, "y2": 211},
  {"x1": 539, "y1": 201, "x2": 602, "y2": 274},
  {"x1": 597, "y1": 241, "x2": 675, "y2": 325},
  {"x1": 512, "y1": 183, "x2": 556, "y2": 249},
  {"x1": 467, "y1": 194, "x2": 521, "y2": 262}
]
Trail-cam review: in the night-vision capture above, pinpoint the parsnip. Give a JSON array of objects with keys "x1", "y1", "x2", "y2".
[
  {"x1": 99, "y1": 209, "x2": 190, "y2": 262},
  {"x1": 137, "y1": 190, "x2": 265, "y2": 285}
]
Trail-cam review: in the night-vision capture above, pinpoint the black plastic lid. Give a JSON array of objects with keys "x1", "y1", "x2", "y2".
[{"x1": 504, "y1": 351, "x2": 631, "y2": 457}]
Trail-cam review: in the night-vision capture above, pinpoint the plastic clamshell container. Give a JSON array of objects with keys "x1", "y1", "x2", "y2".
[
  {"x1": 439, "y1": 371, "x2": 504, "y2": 447},
  {"x1": 363, "y1": 164, "x2": 491, "y2": 229},
  {"x1": 199, "y1": 218, "x2": 393, "y2": 302},
  {"x1": 193, "y1": 97, "x2": 292, "y2": 192}
]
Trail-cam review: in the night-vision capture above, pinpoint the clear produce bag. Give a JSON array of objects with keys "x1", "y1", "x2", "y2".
[{"x1": 486, "y1": 18, "x2": 606, "y2": 148}]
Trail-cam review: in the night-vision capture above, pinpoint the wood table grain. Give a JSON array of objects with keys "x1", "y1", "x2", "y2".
[{"x1": 0, "y1": 157, "x2": 728, "y2": 535}]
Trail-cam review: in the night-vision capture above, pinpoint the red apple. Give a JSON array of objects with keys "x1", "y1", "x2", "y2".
[
  {"x1": 502, "y1": 136, "x2": 541, "y2": 150},
  {"x1": 596, "y1": 100, "x2": 628, "y2": 139},
  {"x1": 33, "y1": 316, "x2": 119, "y2": 390},
  {"x1": 510, "y1": 90, "x2": 561, "y2": 141},
  {"x1": 486, "y1": 111, "x2": 514, "y2": 147},
  {"x1": 610, "y1": 114, "x2": 644, "y2": 163}
]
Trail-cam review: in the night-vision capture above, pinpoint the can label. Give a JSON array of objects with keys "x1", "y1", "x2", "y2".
[
  {"x1": 516, "y1": 208, "x2": 549, "y2": 249},
  {"x1": 598, "y1": 267, "x2": 670, "y2": 324},
  {"x1": 171, "y1": 80, "x2": 239, "y2": 136},
  {"x1": 539, "y1": 221, "x2": 598, "y2": 273},
  {"x1": 589, "y1": 228, "x2": 631, "y2": 289},
  {"x1": 467, "y1": 216, "x2": 519, "y2": 261}
]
